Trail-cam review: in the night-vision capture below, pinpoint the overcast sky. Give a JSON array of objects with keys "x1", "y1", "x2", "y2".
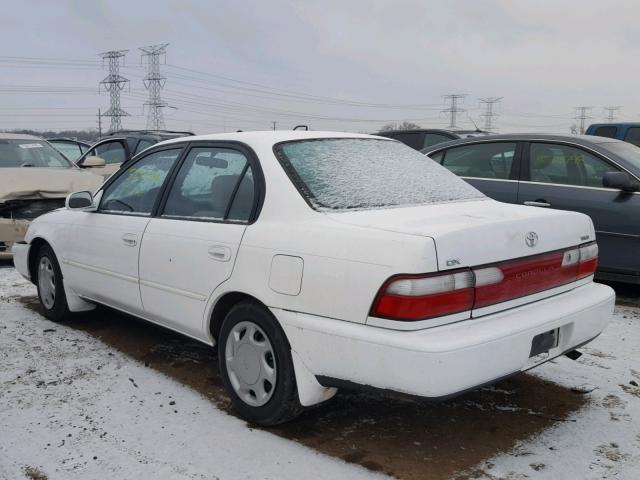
[{"x1": 1, "y1": 0, "x2": 639, "y2": 134}]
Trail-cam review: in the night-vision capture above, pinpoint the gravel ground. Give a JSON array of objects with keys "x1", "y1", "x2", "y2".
[{"x1": 1, "y1": 263, "x2": 639, "y2": 479}]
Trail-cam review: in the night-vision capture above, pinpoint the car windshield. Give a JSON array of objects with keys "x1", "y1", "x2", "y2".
[
  {"x1": 0, "y1": 139, "x2": 72, "y2": 168},
  {"x1": 603, "y1": 141, "x2": 640, "y2": 171},
  {"x1": 275, "y1": 138, "x2": 484, "y2": 211}
]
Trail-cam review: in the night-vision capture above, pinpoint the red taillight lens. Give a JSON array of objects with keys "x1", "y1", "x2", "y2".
[
  {"x1": 371, "y1": 270, "x2": 474, "y2": 321},
  {"x1": 577, "y1": 242, "x2": 598, "y2": 278},
  {"x1": 371, "y1": 242, "x2": 598, "y2": 322}
]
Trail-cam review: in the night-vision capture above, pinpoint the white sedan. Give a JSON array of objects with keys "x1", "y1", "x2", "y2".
[{"x1": 13, "y1": 131, "x2": 615, "y2": 425}]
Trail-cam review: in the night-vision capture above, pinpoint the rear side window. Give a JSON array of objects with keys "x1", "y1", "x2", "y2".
[
  {"x1": 528, "y1": 143, "x2": 619, "y2": 187},
  {"x1": 423, "y1": 133, "x2": 454, "y2": 149},
  {"x1": 593, "y1": 126, "x2": 617, "y2": 138},
  {"x1": 162, "y1": 147, "x2": 255, "y2": 222},
  {"x1": 135, "y1": 139, "x2": 155, "y2": 154},
  {"x1": 440, "y1": 143, "x2": 516, "y2": 180},
  {"x1": 275, "y1": 138, "x2": 483, "y2": 211},
  {"x1": 383, "y1": 132, "x2": 423, "y2": 150},
  {"x1": 624, "y1": 127, "x2": 640, "y2": 146}
]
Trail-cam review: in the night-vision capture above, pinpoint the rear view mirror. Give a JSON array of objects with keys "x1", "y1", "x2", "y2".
[
  {"x1": 82, "y1": 156, "x2": 106, "y2": 168},
  {"x1": 195, "y1": 155, "x2": 228, "y2": 169},
  {"x1": 602, "y1": 171, "x2": 639, "y2": 192},
  {"x1": 66, "y1": 191, "x2": 95, "y2": 210}
]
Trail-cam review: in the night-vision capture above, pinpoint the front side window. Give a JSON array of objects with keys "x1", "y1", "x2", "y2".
[
  {"x1": 0, "y1": 139, "x2": 72, "y2": 168},
  {"x1": 162, "y1": 147, "x2": 255, "y2": 221},
  {"x1": 99, "y1": 148, "x2": 182, "y2": 215},
  {"x1": 94, "y1": 141, "x2": 127, "y2": 164},
  {"x1": 624, "y1": 127, "x2": 640, "y2": 147},
  {"x1": 440, "y1": 142, "x2": 516, "y2": 179},
  {"x1": 275, "y1": 138, "x2": 483, "y2": 211},
  {"x1": 529, "y1": 143, "x2": 619, "y2": 187}
]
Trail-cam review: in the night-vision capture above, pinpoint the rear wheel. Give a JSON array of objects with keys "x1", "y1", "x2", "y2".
[
  {"x1": 35, "y1": 244, "x2": 71, "y2": 322},
  {"x1": 218, "y1": 301, "x2": 302, "y2": 425}
]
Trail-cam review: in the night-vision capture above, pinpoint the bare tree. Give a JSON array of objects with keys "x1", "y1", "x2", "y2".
[{"x1": 379, "y1": 121, "x2": 421, "y2": 132}]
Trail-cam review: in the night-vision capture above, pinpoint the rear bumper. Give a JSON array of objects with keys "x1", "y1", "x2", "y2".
[
  {"x1": 0, "y1": 218, "x2": 30, "y2": 259},
  {"x1": 273, "y1": 282, "x2": 614, "y2": 399}
]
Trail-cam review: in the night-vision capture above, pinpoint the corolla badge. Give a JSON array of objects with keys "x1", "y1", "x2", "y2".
[{"x1": 525, "y1": 231, "x2": 539, "y2": 248}]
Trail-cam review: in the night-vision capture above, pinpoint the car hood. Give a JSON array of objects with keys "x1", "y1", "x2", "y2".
[
  {"x1": 0, "y1": 168, "x2": 104, "y2": 202},
  {"x1": 324, "y1": 199, "x2": 594, "y2": 270}
]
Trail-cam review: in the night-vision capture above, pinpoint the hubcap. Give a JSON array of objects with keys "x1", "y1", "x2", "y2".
[
  {"x1": 38, "y1": 256, "x2": 56, "y2": 310},
  {"x1": 225, "y1": 321, "x2": 276, "y2": 407}
]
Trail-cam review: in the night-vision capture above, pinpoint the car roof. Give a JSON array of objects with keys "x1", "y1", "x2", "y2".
[
  {"x1": 156, "y1": 130, "x2": 383, "y2": 147},
  {"x1": 421, "y1": 133, "x2": 625, "y2": 152},
  {"x1": 589, "y1": 123, "x2": 640, "y2": 128},
  {"x1": 0, "y1": 132, "x2": 42, "y2": 140}
]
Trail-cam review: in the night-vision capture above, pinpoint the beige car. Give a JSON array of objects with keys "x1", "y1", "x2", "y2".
[{"x1": 0, "y1": 133, "x2": 104, "y2": 259}]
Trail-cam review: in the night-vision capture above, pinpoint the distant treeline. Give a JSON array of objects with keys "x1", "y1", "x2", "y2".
[{"x1": 4, "y1": 129, "x2": 101, "y2": 143}]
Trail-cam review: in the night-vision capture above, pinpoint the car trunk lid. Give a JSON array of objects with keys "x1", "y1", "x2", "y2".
[{"x1": 325, "y1": 199, "x2": 594, "y2": 271}]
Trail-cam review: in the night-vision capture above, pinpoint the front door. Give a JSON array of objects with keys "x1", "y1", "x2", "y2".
[
  {"x1": 139, "y1": 144, "x2": 259, "y2": 339},
  {"x1": 517, "y1": 141, "x2": 640, "y2": 278},
  {"x1": 64, "y1": 147, "x2": 184, "y2": 314}
]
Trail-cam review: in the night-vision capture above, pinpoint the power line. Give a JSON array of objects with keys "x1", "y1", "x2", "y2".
[
  {"x1": 442, "y1": 94, "x2": 466, "y2": 129},
  {"x1": 478, "y1": 97, "x2": 503, "y2": 132},
  {"x1": 140, "y1": 44, "x2": 169, "y2": 130},
  {"x1": 99, "y1": 50, "x2": 130, "y2": 132}
]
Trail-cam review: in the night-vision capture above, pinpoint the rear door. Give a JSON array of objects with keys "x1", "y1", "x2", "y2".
[
  {"x1": 138, "y1": 143, "x2": 261, "y2": 338},
  {"x1": 432, "y1": 141, "x2": 521, "y2": 203},
  {"x1": 517, "y1": 141, "x2": 640, "y2": 277}
]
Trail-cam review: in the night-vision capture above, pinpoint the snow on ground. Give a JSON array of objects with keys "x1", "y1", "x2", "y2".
[
  {"x1": 1, "y1": 262, "x2": 639, "y2": 480},
  {"x1": 474, "y1": 304, "x2": 640, "y2": 479},
  {"x1": 0, "y1": 267, "x2": 385, "y2": 480}
]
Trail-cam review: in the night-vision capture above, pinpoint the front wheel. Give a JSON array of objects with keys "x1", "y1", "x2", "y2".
[
  {"x1": 218, "y1": 301, "x2": 302, "y2": 425},
  {"x1": 35, "y1": 244, "x2": 71, "y2": 322}
]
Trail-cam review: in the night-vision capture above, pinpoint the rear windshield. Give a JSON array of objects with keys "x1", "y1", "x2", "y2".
[
  {"x1": 0, "y1": 139, "x2": 72, "y2": 168},
  {"x1": 275, "y1": 138, "x2": 484, "y2": 211},
  {"x1": 603, "y1": 141, "x2": 640, "y2": 171}
]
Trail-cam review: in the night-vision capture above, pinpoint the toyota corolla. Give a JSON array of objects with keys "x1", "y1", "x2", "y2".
[{"x1": 12, "y1": 131, "x2": 615, "y2": 425}]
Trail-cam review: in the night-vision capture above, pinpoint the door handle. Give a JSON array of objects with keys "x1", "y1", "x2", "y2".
[
  {"x1": 208, "y1": 245, "x2": 231, "y2": 262},
  {"x1": 523, "y1": 200, "x2": 551, "y2": 207},
  {"x1": 122, "y1": 233, "x2": 137, "y2": 247}
]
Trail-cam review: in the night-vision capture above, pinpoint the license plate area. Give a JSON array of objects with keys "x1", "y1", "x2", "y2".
[{"x1": 530, "y1": 329, "x2": 559, "y2": 358}]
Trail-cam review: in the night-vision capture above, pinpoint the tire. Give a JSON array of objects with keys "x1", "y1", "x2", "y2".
[
  {"x1": 35, "y1": 244, "x2": 71, "y2": 322},
  {"x1": 218, "y1": 301, "x2": 303, "y2": 425}
]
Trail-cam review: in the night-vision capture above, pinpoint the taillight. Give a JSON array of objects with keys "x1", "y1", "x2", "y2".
[
  {"x1": 370, "y1": 242, "x2": 598, "y2": 322},
  {"x1": 371, "y1": 269, "x2": 474, "y2": 320},
  {"x1": 578, "y1": 242, "x2": 598, "y2": 278}
]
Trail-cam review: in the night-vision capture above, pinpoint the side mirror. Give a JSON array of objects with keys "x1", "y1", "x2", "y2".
[
  {"x1": 602, "y1": 171, "x2": 639, "y2": 192},
  {"x1": 82, "y1": 156, "x2": 106, "y2": 168},
  {"x1": 66, "y1": 191, "x2": 96, "y2": 211}
]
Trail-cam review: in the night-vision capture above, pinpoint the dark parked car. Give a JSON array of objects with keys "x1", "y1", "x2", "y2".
[
  {"x1": 76, "y1": 130, "x2": 194, "y2": 178},
  {"x1": 377, "y1": 128, "x2": 490, "y2": 151},
  {"x1": 422, "y1": 134, "x2": 640, "y2": 284},
  {"x1": 586, "y1": 123, "x2": 640, "y2": 147},
  {"x1": 47, "y1": 138, "x2": 91, "y2": 161}
]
